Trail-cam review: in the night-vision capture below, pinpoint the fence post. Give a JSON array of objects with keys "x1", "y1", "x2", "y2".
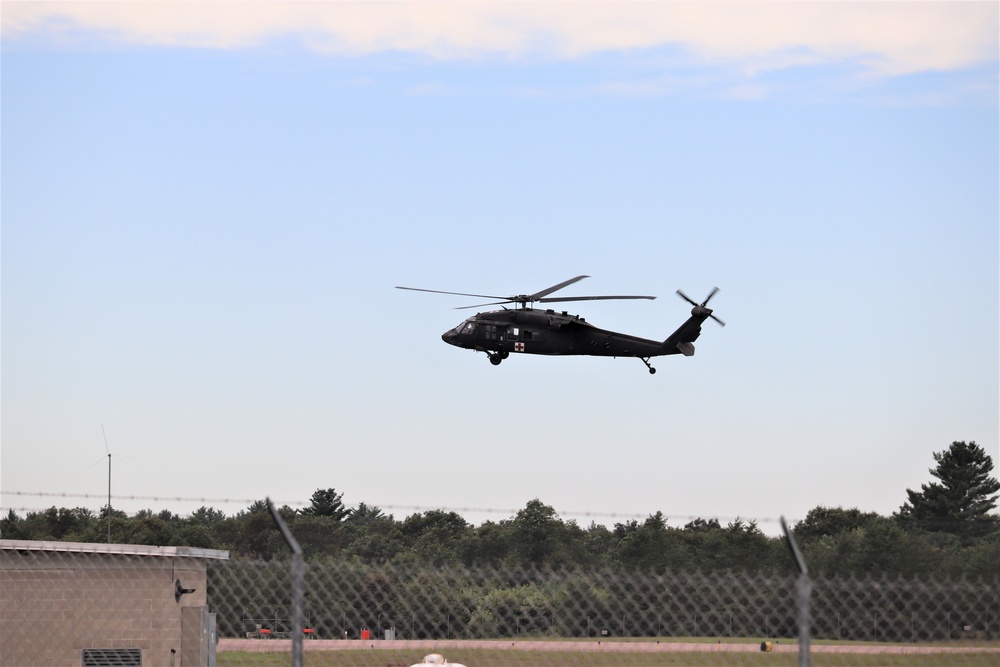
[
  {"x1": 267, "y1": 498, "x2": 304, "y2": 667},
  {"x1": 781, "y1": 516, "x2": 810, "y2": 667}
]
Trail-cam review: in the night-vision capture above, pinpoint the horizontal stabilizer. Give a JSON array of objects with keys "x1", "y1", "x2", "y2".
[{"x1": 676, "y1": 341, "x2": 695, "y2": 356}]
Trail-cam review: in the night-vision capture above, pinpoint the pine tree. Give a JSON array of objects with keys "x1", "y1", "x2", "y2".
[
  {"x1": 896, "y1": 441, "x2": 1000, "y2": 541},
  {"x1": 301, "y1": 488, "x2": 350, "y2": 521}
]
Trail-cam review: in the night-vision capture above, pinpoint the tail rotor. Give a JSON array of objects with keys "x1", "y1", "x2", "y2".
[{"x1": 676, "y1": 287, "x2": 725, "y2": 327}]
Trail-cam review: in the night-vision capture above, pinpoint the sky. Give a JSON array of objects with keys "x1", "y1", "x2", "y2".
[{"x1": 2, "y1": 2, "x2": 998, "y2": 536}]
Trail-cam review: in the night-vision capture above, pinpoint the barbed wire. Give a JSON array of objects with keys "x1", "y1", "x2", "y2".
[
  {"x1": 0, "y1": 490, "x2": 788, "y2": 528},
  {"x1": 1, "y1": 490, "x2": 303, "y2": 508}
]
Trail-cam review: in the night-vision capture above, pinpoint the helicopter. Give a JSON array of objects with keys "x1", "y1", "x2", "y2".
[{"x1": 396, "y1": 275, "x2": 724, "y2": 374}]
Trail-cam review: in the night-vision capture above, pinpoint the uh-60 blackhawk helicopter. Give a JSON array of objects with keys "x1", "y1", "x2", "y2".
[{"x1": 396, "y1": 275, "x2": 724, "y2": 374}]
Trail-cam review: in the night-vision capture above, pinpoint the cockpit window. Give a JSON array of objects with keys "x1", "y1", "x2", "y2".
[{"x1": 455, "y1": 320, "x2": 475, "y2": 334}]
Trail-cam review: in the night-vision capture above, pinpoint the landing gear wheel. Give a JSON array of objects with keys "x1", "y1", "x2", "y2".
[
  {"x1": 649, "y1": 367, "x2": 656, "y2": 375},
  {"x1": 489, "y1": 354, "x2": 503, "y2": 366},
  {"x1": 499, "y1": 349, "x2": 509, "y2": 359},
  {"x1": 640, "y1": 357, "x2": 656, "y2": 374}
]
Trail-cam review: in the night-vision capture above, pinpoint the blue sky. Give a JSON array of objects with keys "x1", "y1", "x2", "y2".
[{"x1": 2, "y1": 2, "x2": 997, "y2": 534}]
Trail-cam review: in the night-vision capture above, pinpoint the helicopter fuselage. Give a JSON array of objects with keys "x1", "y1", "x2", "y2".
[
  {"x1": 398, "y1": 276, "x2": 722, "y2": 374},
  {"x1": 442, "y1": 305, "x2": 710, "y2": 372}
]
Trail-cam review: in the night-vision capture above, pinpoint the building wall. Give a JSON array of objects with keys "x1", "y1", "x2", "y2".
[{"x1": 0, "y1": 548, "x2": 209, "y2": 667}]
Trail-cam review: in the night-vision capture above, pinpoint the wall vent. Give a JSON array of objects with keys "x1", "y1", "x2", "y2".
[{"x1": 81, "y1": 648, "x2": 142, "y2": 666}]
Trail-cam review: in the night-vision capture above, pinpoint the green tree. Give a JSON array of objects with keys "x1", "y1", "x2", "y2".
[
  {"x1": 343, "y1": 504, "x2": 404, "y2": 563},
  {"x1": 1, "y1": 509, "x2": 27, "y2": 539},
  {"x1": 611, "y1": 512, "x2": 689, "y2": 571},
  {"x1": 704, "y1": 518, "x2": 773, "y2": 572},
  {"x1": 190, "y1": 506, "x2": 227, "y2": 526},
  {"x1": 960, "y1": 533, "x2": 1000, "y2": 578},
  {"x1": 582, "y1": 522, "x2": 615, "y2": 567},
  {"x1": 400, "y1": 510, "x2": 473, "y2": 566},
  {"x1": 475, "y1": 585, "x2": 553, "y2": 637},
  {"x1": 291, "y1": 514, "x2": 344, "y2": 559},
  {"x1": 127, "y1": 516, "x2": 178, "y2": 546},
  {"x1": 793, "y1": 506, "x2": 882, "y2": 543},
  {"x1": 682, "y1": 517, "x2": 721, "y2": 532},
  {"x1": 175, "y1": 521, "x2": 218, "y2": 549},
  {"x1": 464, "y1": 520, "x2": 510, "y2": 567},
  {"x1": 842, "y1": 516, "x2": 941, "y2": 576},
  {"x1": 896, "y1": 441, "x2": 1000, "y2": 541},
  {"x1": 231, "y1": 500, "x2": 282, "y2": 560},
  {"x1": 504, "y1": 499, "x2": 586, "y2": 568},
  {"x1": 11, "y1": 506, "x2": 96, "y2": 540},
  {"x1": 347, "y1": 502, "x2": 385, "y2": 524},
  {"x1": 301, "y1": 488, "x2": 350, "y2": 521}
]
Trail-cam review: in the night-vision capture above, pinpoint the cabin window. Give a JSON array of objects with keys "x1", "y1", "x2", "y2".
[
  {"x1": 509, "y1": 327, "x2": 519, "y2": 340},
  {"x1": 523, "y1": 330, "x2": 535, "y2": 341}
]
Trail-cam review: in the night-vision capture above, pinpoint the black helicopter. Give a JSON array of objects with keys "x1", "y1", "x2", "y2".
[{"x1": 396, "y1": 275, "x2": 723, "y2": 374}]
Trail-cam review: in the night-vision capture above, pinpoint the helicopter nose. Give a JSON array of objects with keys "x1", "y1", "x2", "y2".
[{"x1": 442, "y1": 330, "x2": 457, "y2": 346}]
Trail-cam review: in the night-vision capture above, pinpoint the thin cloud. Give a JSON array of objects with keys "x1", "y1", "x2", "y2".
[
  {"x1": 3, "y1": 2, "x2": 996, "y2": 78},
  {"x1": 403, "y1": 81, "x2": 454, "y2": 96}
]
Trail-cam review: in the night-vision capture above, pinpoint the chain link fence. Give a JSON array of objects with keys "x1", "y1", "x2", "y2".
[
  {"x1": 209, "y1": 558, "x2": 999, "y2": 638},
  {"x1": 4, "y1": 536, "x2": 997, "y2": 667}
]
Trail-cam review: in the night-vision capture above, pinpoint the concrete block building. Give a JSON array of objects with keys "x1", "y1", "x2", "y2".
[{"x1": 0, "y1": 539, "x2": 229, "y2": 667}]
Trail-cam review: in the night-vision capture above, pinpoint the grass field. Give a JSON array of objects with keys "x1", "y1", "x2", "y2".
[{"x1": 217, "y1": 639, "x2": 1000, "y2": 667}]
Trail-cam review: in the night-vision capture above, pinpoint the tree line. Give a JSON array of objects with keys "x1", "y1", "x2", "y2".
[
  {"x1": 209, "y1": 556, "x2": 997, "y2": 641},
  {"x1": 3, "y1": 441, "x2": 998, "y2": 579}
]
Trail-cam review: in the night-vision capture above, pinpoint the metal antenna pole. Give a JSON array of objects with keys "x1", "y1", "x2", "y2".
[
  {"x1": 107, "y1": 453, "x2": 112, "y2": 543},
  {"x1": 103, "y1": 425, "x2": 111, "y2": 543}
]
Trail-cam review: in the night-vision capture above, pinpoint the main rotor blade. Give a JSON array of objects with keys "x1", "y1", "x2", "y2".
[
  {"x1": 529, "y1": 275, "x2": 590, "y2": 301},
  {"x1": 400, "y1": 277, "x2": 656, "y2": 311},
  {"x1": 454, "y1": 300, "x2": 515, "y2": 310},
  {"x1": 396, "y1": 286, "x2": 509, "y2": 300},
  {"x1": 537, "y1": 295, "x2": 656, "y2": 303}
]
